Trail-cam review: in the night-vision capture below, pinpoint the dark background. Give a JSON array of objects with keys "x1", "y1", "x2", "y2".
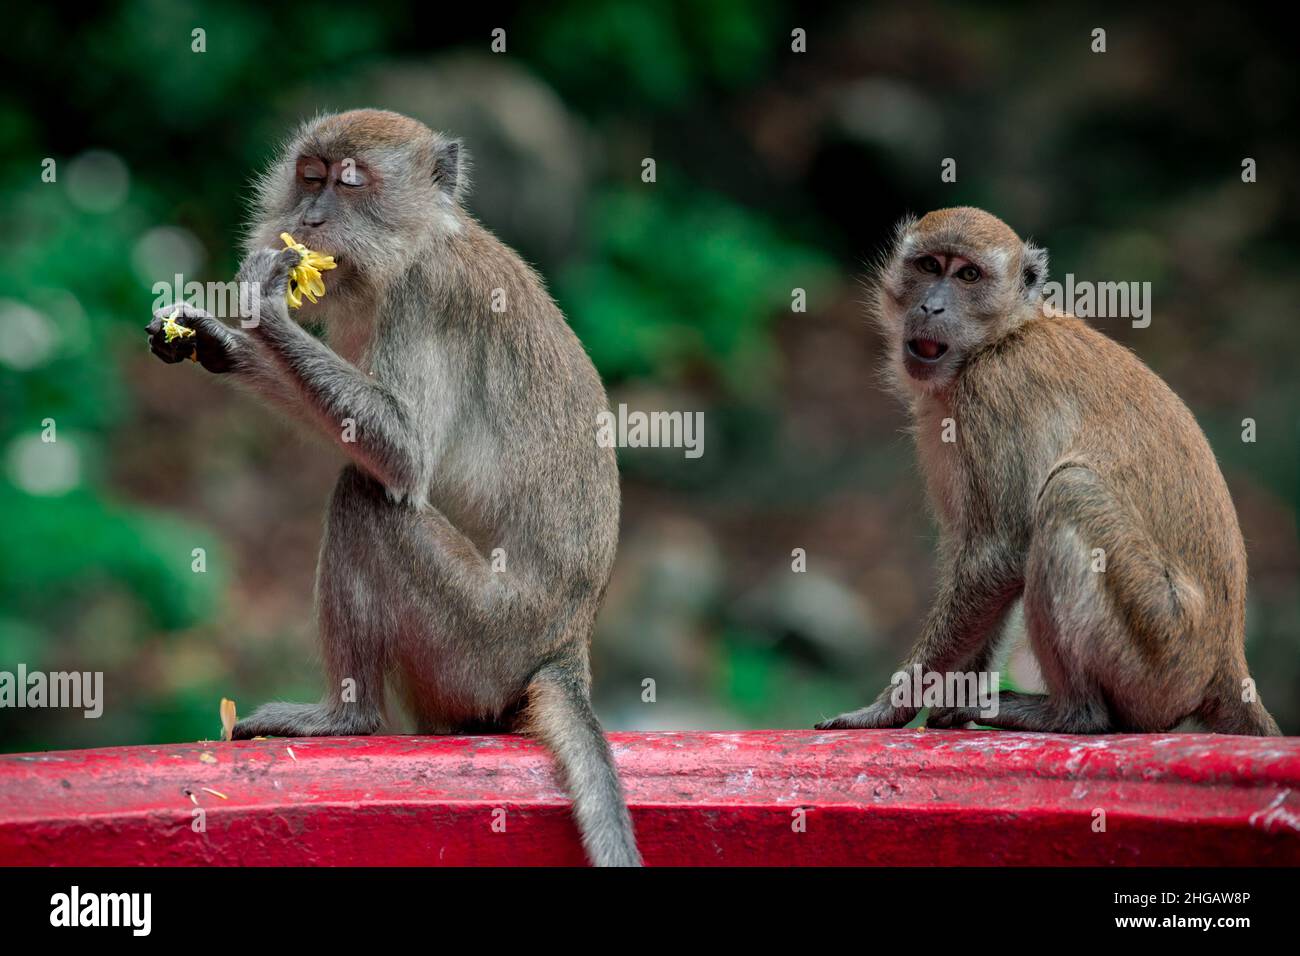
[{"x1": 0, "y1": 0, "x2": 1295, "y2": 749}]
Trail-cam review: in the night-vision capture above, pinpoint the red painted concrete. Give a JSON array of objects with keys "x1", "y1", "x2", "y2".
[{"x1": 0, "y1": 730, "x2": 1297, "y2": 865}]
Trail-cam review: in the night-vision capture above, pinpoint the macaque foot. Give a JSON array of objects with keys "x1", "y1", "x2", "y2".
[
  {"x1": 924, "y1": 706, "x2": 980, "y2": 729},
  {"x1": 231, "y1": 702, "x2": 379, "y2": 739},
  {"x1": 816, "y1": 700, "x2": 917, "y2": 730}
]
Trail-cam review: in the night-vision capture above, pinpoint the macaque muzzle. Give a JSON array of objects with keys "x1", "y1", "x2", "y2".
[{"x1": 907, "y1": 337, "x2": 949, "y2": 362}]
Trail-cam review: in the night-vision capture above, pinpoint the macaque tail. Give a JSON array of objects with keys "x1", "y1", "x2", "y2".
[
  {"x1": 522, "y1": 664, "x2": 642, "y2": 866},
  {"x1": 1197, "y1": 665, "x2": 1282, "y2": 736}
]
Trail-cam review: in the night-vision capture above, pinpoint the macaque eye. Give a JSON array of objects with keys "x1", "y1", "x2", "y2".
[
  {"x1": 956, "y1": 265, "x2": 981, "y2": 282},
  {"x1": 916, "y1": 256, "x2": 941, "y2": 275},
  {"x1": 338, "y1": 167, "x2": 368, "y2": 188},
  {"x1": 298, "y1": 159, "x2": 327, "y2": 184}
]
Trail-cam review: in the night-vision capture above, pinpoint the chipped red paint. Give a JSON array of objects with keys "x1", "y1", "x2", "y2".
[{"x1": 0, "y1": 730, "x2": 1297, "y2": 866}]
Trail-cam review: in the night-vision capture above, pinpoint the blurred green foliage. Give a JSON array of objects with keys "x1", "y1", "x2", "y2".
[
  {"x1": 524, "y1": 0, "x2": 777, "y2": 110},
  {"x1": 562, "y1": 184, "x2": 834, "y2": 393}
]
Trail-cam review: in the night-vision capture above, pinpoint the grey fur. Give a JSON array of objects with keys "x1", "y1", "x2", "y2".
[{"x1": 146, "y1": 109, "x2": 641, "y2": 865}]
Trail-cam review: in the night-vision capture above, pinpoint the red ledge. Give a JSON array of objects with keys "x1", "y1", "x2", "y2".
[{"x1": 1, "y1": 730, "x2": 1297, "y2": 866}]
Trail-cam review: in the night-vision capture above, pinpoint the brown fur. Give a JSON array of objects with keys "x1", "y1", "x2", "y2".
[{"x1": 819, "y1": 207, "x2": 1279, "y2": 735}]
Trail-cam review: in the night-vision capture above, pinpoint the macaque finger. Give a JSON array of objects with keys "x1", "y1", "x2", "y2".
[{"x1": 148, "y1": 338, "x2": 190, "y2": 364}]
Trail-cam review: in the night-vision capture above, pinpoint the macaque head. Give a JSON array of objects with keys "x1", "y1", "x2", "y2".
[
  {"x1": 246, "y1": 109, "x2": 467, "y2": 292},
  {"x1": 875, "y1": 207, "x2": 1048, "y2": 393}
]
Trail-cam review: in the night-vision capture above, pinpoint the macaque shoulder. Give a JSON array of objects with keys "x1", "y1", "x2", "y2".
[{"x1": 956, "y1": 315, "x2": 1114, "y2": 414}]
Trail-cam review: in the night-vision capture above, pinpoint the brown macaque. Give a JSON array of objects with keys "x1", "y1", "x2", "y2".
[
  {"x1": 819, "y1": 207, "x2": 1280, "y2": 736},
  {"x1": 146, "y1": 110, "x2": 641, "y2": 864}
]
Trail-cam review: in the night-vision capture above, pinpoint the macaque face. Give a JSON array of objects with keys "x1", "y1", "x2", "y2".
[
  {"x1": 284, "y1": 155, "x2": 380, "y2": 267},
  {"x1": 879, "y1": 225, "x2": 1034, "y2": 393},
  {"x1": 247, "y1": 149, "x2": 389, "y2": 293},
  {"x1": 247, "y1": 112, "x2": 464, "y2": 298}
]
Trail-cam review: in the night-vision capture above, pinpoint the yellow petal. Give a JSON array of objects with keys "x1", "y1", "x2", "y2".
[
  {"x1": 162, "y1": 310, "x2": 196, "y2": 343},
  {"x1": 220, "y1": 698, "x2": 237, "y2": 742},
  {"x1": 280, "y1": 238, "x2": 334, "y2": 307}
]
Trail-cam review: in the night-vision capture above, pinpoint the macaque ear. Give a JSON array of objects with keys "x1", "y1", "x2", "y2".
[
  {"x1": 1021, "y1": 241, "x2": 1049, "y2": 300},
  {"x1": 432, "y1": 139, "x2": 467, "y2": 199},
  {"x1": 893, "y1": 213, "x2": 918, "y2": 248}
]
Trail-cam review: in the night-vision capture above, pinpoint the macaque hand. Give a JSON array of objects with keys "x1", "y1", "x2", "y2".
[
  {"x1": 924, "y1": 706, "x2": 980, "y2": 729},
  {"x1": 235, "y1": 246, "x2": 300, "y2": 327},
  {"x1": 146, "y1": 303, "x2": 239, "y2": 373},
  {"x1": 815, "y1": 696, "x2": 918, "y2": 730}
]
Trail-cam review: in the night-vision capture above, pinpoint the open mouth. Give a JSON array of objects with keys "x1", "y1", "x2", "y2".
[{"x1": 906, "y1": 338, "x2": 949, "y2": 363}]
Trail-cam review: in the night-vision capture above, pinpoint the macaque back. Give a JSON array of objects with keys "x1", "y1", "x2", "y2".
[{"x1": 958, "y1": 315, "x2": 1255, "y2": 732}]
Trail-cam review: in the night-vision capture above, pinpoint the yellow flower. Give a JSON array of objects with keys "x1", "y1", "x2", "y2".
[
  {"x1": 161, "y1": 307, "x2": 198, "y2": 362},
  {"x1": 161, "y1": 307, "x2": 196, "y2": 343},
  {"x1": 280, "y1": 232, "x2": 337, "y2": 309},
  {"x1": 219, "y1": 697, "x2": 237, "y2": 742}
]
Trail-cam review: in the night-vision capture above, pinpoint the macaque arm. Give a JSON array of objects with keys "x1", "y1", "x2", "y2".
[
  {"x1": 237, "y1": 249, "x2": 427, "y2": 498},
  {"x1": 259, "y1": 318, "x2": 426, "y2": 498},
  {"x1": 148, "y1": 303, "x2": 339, "y2": 428},
  {"x1": 817, "y1": 536, "x2": 1020, "y2": 729},
  {"x1": 906, "y1": 536, "x2": 1022, "y2": 673}
]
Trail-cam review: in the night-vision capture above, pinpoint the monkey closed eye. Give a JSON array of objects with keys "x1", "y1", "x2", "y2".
[{"x1": 297, "y1": 157, "x2": 327, "y2": 185}]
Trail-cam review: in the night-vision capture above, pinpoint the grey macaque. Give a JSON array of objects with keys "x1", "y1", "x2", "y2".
[{"x1": 146, "y1": 110, "x2": 641, "y2": 865}]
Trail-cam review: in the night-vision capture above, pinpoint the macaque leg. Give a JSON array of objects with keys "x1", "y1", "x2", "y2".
[
  {"x1": 930, "y1": 475, "x2": 1128, "y2": 734},
  {"x1": 924, "y1": 633, "x2": 1005, "y2": 728},
  {"x1": 377, "y1": 486, "x2": 639, "y2": 866},
  {"x1": 941, "y1": 690, "x2": 1111, "y2": 733},
  {"x1": 817, "y1": 539, "x2": 1020, "y2": 729},
  {"x1": 961, "y1": 532, "x2": 1114, "y2": 732},
  {"x1": 232, "y1": 467, "x2": 392, "y2": 739}
]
